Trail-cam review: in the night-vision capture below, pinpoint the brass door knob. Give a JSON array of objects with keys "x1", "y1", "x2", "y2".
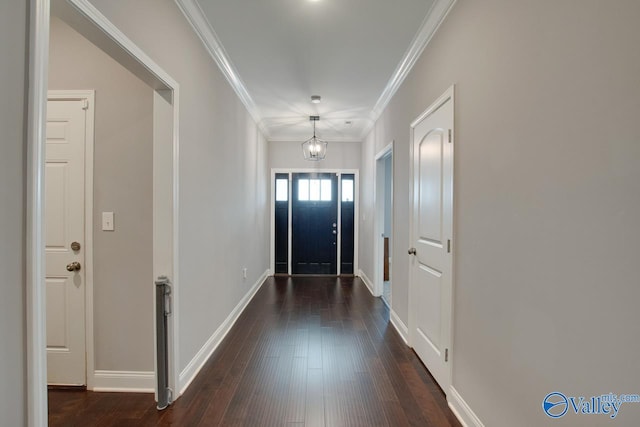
[{"x1": 66, "y1": 261, "x2": 82, "y2": 272}]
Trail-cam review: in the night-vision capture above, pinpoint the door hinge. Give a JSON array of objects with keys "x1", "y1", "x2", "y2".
[
  {"x1": 445, "y1": 348, "x2": 449, "y2": 362},
  {"x1": 448, "y1": 129, "x2": 452, "y2": 143},
  {"x1": 447, "y1": 239, "x2": 451, "y2": 253},
  {"x1": 82, "y1": 99, "x2": 89, "y2": 110}
]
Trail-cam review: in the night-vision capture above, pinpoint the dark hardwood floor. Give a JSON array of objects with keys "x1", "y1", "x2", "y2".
[{"x1": 49, "y1": 276, "x2": 461, "y2": 426}]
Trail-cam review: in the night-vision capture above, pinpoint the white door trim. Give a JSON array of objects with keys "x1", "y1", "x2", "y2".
[
  {"x1": 270, "y1": 168, "x2": 360, "y2": 276},
  {"x1": 47, "y1": 90, "x2": 96, "y2": 388},
  {"x1": 28, "y1": 0, "x2": 180, "y2": 423},
  {"x1": 408, "y1": 85, "x2": 455, "y2": 394},
  {"x1": 374, "y1": 142, "x2": 394, "y2": 297}
]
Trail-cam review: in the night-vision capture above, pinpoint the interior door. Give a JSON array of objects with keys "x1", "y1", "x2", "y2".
[
  {"x1": 46, "y1": 99, "x2": 87, "y2": 385},
  {"x1": 291, "y1": 173, "x2": 338, "y2": 274},
  {"x1": 409, "y1": 89, "x2": 454, "y2": 393}
]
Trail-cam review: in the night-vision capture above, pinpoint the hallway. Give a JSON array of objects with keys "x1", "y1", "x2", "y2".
[{"x1": 49, "y1": 276, "x2": 461, "y2": 426}]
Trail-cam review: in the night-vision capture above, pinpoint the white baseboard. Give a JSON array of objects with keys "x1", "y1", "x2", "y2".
[
  {"x1": 448, "y1": 386, "x2": 485, "y2": 427},
  {"x1": 390, "y1": 309, "x2": 409, "y2": 345},
  {"x1": 178, "y1": 269, "x2": 271, "y2": 394},
  {"x1": 358, "y1": 269, "x2": 378, "y2": 296},
  {"x1": 92, "y1": 370, "x2": 155, "y2": 393}
]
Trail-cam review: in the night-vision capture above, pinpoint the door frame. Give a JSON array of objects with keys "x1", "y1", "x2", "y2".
[
  {"x1": 270, "y1": 168, "x2": 360, "y2": 276},
  {"x1": 374, "y1": 142, "x2": 394, "y2": 298},
  {"x1": 408, "y1": 85, "x2": 455, "y2": 393},
  {"x1": 47, "y1": 90, "x2": 96, "y2": 387},
  {"x1": 27, "y1": 0, "x2": 181, "y2": 424}
]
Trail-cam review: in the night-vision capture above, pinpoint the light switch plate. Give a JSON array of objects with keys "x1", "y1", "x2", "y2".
[{"x1": 102, "y1": 212, "x2": 115, "y2": 231}]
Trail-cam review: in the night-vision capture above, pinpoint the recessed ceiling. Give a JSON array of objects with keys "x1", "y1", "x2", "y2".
[{"x1": 181, "y1": 0, "x2": 452, "y2": 141}]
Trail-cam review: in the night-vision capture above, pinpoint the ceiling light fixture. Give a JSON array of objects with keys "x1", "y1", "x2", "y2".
[
  {"x1": 302, "y1": 116, "x2": 327, "y2": 161},
  {"x1": 311, "y1": 95, "x2": 321, "y2": 104}
]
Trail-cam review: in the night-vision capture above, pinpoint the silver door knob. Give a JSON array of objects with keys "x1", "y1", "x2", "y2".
[
  {"x1": 66, "y1": 261, "x2": 82, "y2": 272},
  {"x1": 408, "y1": 248, "x2": 416, "y2": 255}
]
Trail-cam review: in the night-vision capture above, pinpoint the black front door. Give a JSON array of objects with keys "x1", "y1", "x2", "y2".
[{"x1": 291, "y1": 173, "x2": 338, "y2": 274}]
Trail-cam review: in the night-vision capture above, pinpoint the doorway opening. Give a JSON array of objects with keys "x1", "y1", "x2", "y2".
[
  {"x1": 375, "y1": 144, "x2": 393, "y2": 306},
  {"x1": 271, "y1": 169, "x2": 358, "y2": 276},
  {"x1": 28, "y1": 0, "x2": 180, "y2": 422}
]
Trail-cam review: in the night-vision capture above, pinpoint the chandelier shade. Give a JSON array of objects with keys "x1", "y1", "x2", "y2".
[{"x1": 302, "y1": 116, "x2": 327, "y2": 161}]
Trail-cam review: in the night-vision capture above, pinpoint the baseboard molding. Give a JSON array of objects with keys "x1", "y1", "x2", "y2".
[
  {"x1": 92, "y1": 370, "x2": 155, "y2": 393},
  {"x1": 390, "y1": 309, "x2": 409, "y2": 345},
  {"x1": 178, "y1": 269, "x2": 271, "y2": 394},
  {"x1": 381, "y1": 295, "x2": 391, "y2": 310},
  {"x1": 358, "y1": 269, "x2": 378, "y2": 297},
  {"x1": 448, "y1": 386, "x2": 485, "y2": 427}
]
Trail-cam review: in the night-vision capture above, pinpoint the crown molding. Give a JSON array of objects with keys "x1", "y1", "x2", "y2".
[
  {"x1": 268, "y1": 138, "x2": 363, "y2": 144},
  {"x1": 361, "y1": 0, "x2": 457, "y2": 140},
  {"x1": 175, "y1": 0, "x2": 456, "y2": 143},
  {"x1": 174, "y1": 0, "x2": 270, "y2": 139}
]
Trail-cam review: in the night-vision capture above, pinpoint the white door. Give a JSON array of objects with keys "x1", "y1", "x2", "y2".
[
  {"x1": 409, "y1": 88, "x2": 454, "y2": 393},
  {"x1": 46, "y1": 99, "x2": 87, "y2": 385}
]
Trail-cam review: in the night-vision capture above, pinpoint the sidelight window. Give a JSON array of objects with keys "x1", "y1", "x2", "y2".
[
  {"x1": 341, "y1": 179, "x2": 354, "y2": 202},
  {"x1": 275, "y1": 178, "x2": 288, "y2": 202}
]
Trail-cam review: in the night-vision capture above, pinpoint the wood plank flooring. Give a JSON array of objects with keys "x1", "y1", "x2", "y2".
[{"x1": 49, "y1": 276, "x2": 462, "y2": 426}]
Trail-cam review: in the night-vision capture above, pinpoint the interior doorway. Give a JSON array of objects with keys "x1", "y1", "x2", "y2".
[
  {"x1": 375, "y1": 144, "x2": 393, "y2": 305},
  {"x1": 28, "y1": 0, "x2": 180, "y2": 421}
]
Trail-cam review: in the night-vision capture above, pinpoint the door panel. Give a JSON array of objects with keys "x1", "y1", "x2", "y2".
[
  {"x1": 418, "y1": 129, "x2": 445, "y2": 245},
  {"x1": 291, "y1": 173, "x2": 338, "y2": 274},
  {"x1": 410, "y1": 90, "x2": 454, "y2": 393},
  {"x1": 46, "y1": 99, "x2": 87, "y2": 386}
]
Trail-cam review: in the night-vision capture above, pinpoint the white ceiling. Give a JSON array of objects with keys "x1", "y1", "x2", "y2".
[{"x1": 182, "y1": 0, "x2": 451, "y2": 141}]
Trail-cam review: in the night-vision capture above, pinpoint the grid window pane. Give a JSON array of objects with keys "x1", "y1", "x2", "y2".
[
  {"x1": 298, "y1": 179, "x2": 309, "y2": 201},
  {"x1": 309, "y1": 179, "x2": 321, "y2": 201},
  {"x1": 276, "y1": 179, "x2": 288, "y2": 202},
  {"x1": 321, "y1": 179, "x2": 332, "y2": 201},
  {"x1": 342, "y1": 179, "x2": 354, "y2": 202}
]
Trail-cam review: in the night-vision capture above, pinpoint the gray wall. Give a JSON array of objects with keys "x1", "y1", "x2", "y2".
[
  {"x1": 269, "y1": 140, "x2": 361, "y2": 171},
  {"x1": 0, "y1": 2, "x2": 27, "y2": 425},
  {"x1": 49, "y1": 17, "x2": 155, "y2": 372},
  {"x1": 87, "y1": 0, "x2": 271, "y2": 374},
  {"x1": 360, "y1": 0, "x2": 640, "y2": 425}
]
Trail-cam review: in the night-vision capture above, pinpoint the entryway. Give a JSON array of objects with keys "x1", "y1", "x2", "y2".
[
  {"x1": 272, "y1": 170, "x2": 358, "y2": 276},
  {"x1": 375, "y1": 143, "x2": 393, "y2": 305}
]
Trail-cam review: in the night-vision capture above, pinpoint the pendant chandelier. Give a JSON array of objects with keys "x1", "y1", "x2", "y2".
[{"x1": 302, "y1": 115, "x2": 327, "y2": 161}]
